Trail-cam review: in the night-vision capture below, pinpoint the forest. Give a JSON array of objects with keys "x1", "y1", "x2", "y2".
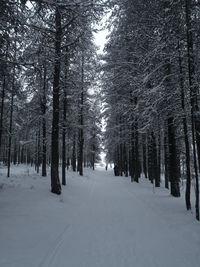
[
  {"x1": 102, "y1": 0, "x2": 200, "y2": 221},
  {"x1": 0, "y1": 0, "x2": 103, "y2": 192},
  {"x1": 1, "y1": 0, "x2": 200, "y2": 223}
]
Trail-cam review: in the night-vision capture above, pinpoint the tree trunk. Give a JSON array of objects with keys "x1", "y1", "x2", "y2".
[
  {"x1": 185, "y1": 0, "x2": 199, "y2": 219},
  {"x1": 7, "y1": 92, "x2": 14, "y2": 178},
  {"x1": 130, "y1": 124, "x2": 135, "y2": 182},
  {"x1": 42, "y1": 64, "x2": 47, "y2": 177},
  {"x1": 51, "y1": 6, "x2": 62, "y2": 194},
  {"x1": 168, "y1": 117, "x2": 180, "y2": 197},
  {"x1": 178, "y1": 43, "x2": 191, "y2": 210},
  {"x1": 119, "y1": 142, "x2": 123, "y2": 176},
  {"x1": 0, "y1": 75, "x2": 5, "y2": 156},
  {"x1": 34, "y1": 131, "x2": 37, "y2": 171},
  {"x1": 0, "y1": 40, "x2": 8, "y2": 157},
  {"x1": 37, "y1": 123, "x2": 41, "y2": 174},
  {"x1": 134, "y1": 122, "x2": 140, "y2": 183},
  {"x1": 72, "y1": 134, "x2": 76, "y2": 172},
  {"x1": 123, "y1": 144, "x2": 128, "y2": 177},
  {"x1": 157, "y1": 132, "x2": 161, "y2": 186},
  {"x1": 164, "y1": 132, "x2": 169, "y2": 189},
  {"x1": 152, "y1": 134, "x2": 160, "y2": 187},
  {"x1": 147, "y1": 135, "x2": 153, "y2": 183},
  {"x1": 143, "y1": 135, "x2": 147, "y2": 178},
  {"x1": 67, "y1": 156, "x2": 70, "y2": 170},
  {"x1": 148, "y1": 133, "x2": 159, "y2": 186},
  {"x1": 13, "y1": 139, "x2": 17, "y2": 165},
  {"x1": 62, "y1": 89, "x2": 67, "y2": 185},
  {"x1": 78, "y1": 54, "x2": 84, "y2": 176},
  {"x1": 133, "y1": 97, "x2": 140, "y2": 183},
  {"x1": 92, "y1": 142, "x2": 95, "y2": 170}
]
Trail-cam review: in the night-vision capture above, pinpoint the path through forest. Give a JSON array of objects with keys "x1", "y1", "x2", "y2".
[{"x1": 0, "y1": 166, "x2": 200, "y2": 267}]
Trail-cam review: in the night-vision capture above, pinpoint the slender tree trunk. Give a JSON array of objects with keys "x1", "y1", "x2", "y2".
[
  {"x1": 143, "y1": 135, "x2": 147, "y2": 178},
  {"x1": 72, "y1": 134, "x2": 76, "y2": 172},
  {"x1": 168, "y1": 117, "x2": 180, "y2": 197},
  {"x1": 37, "y1": 123, "x2": 41, "y2": 174},
  {"x1": 119, "y1": 142, "x2": 123, "y2": 176},
  {"x1": 0, "y1": 40, "x2": 8, "y2": 157},
  {"x1": 157, "y1": 132, "x2": 161, "y2": 186},
  {"x1": 7, "y1": 92, "x2": 14, "y2": 178},
  {"x1": 67, "y1": 156, "x2": 70, "y2": 170},
  {"x1": 134, "y1": 97, "x2": 140, "y2": 183},
  {"x1": 134, "y1": 122, "x2": 139, "y2": 183},
  {"x1": 42, "y1": 114, "x2": 46, "y2": 176},
  {"x1": 42, "y1": 65, "x2": 47, "y2": 177},
  {"x1": 18, "y1": 143, "x2": 20, "y2": 165},
  {"x1": 164, "y1": 58, "x2": 180, "y2": 197},
  {"x1": 164, "y1": 132, "x2": 169, "y2": 189},
  {"x1": 83, "y1": 153, "x2": 87, "y2": 168},
  {"x1": 92, "y1": 143, "x2": 95, "y2": 170},
  {"x1": 178, "y1": 43, "x2": 191, "y2": 210},
  {"x1": 78, "y1": 109, "x2": 84, "y2": 176},
  {"x1": 128, "y1": 146, "x2": 132, "y2": 177},
  {"x1": 147, "y1": 135, "x2": 153, "y2": 183},
  {"x1": 148, "y1": 133, "x2": 159, "y2": 186},
  {"x1": 123, "y1": 144, "x2": 128, "y2": 177},
  {"x1": 78, "y1": 54, "x2": 84, "y2": 176},
  {"x1": 27, "y1": 146, "x2": 30, "y2": 165},
  {"x1": 62, "y1": 47, "x2": 69, "y2": 184},
  {"x1": 152, "y1": 134, "x2": 160, "y2": 188},
  {"x1": 13, "y1": 139, "x2": 17, "y2": 165},
  {"x1": 185, "y1": 0, "x2": 199, "y2": 219},
  {"x1": 130, "y1": 124, "x2": 135, "y2": 182},
  {"x1": 62, "y1": 89, "x2": 67, "y2": 185},
  {"x1": 0, "y1": 76, "x2": 6, "y2": 156},
  {"x1": 51, "y1": 6, "x2": 62, "y2": 194},
  {"x1": 35, "y1": 131, "x2": 37, "y2": 171}
]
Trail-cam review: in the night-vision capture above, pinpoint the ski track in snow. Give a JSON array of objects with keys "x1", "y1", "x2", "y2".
[
  {"x1": 0, "y1": 165, "x2": 200, "y2": 267},
  {"x1": 38, "y1": 223, "x2": 70, "y2": 267}
]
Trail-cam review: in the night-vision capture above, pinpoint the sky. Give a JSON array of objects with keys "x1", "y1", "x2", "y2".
[
  {"x1": 93, "y1": 27, "x2": 108, "y2": 164},
  {"x1": 93, "y1": 9, "x2": 111, "y2": 54},
  {"x1": 94, "y1": 28, "x2": 109, "y2": 54}
]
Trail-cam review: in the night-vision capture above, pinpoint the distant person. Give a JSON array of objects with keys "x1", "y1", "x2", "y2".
[
  {"x1": 105, "y1": 165, "x2": 108, "y2": 171},
  {"x1": 114, "y1": 164, "x2": 119, "y2": 176}
]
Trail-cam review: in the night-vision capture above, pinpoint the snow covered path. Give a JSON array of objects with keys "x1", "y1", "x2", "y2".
[{"x1": 0, "y1": 166, "x2": 200, "y2": 267}]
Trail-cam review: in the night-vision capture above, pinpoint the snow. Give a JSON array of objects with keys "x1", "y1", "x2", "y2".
[{"x1": 0, "y1": 164, "x2": 200, "y2": 267}]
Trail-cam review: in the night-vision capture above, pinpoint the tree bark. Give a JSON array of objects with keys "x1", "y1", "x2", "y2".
[
  {"x1": 148, "y1": 135, "x2": 153, "y2": 184},
  {"x1": 72, "y1": 134, "x2": 76, "y2": 172},
  {"x1": 134, "y1": 121, "x2": 140, "y2": 183},
  {"x1": 51, "y1": 6, "x2": 62, "y2": 194},
  {"x1": 42, "y1": 64, "x2": 47, "y2": 177},
  {"x1": 77, "y1": 54, "x2": 84, "y2": 176},
  {"x1": 157, "y1": 132, "x2": 161, "y2": 186},
  {"x1": 164, "y1": 132, "x2": 169, "y2": 189},
  {"x1": 37, "y1": 123, "x2": 41, "y2": 174},
  {"x1": 185, "y1": 0, "x2": 199, "y2": 219},
  {"x1": 168, "y1": 117, "x2": 180, "y2": 197},
  {"x1": 130, "y1": 124, "x2": 135, "y2": 182},
  {"x1": 153, "y1": 134, "x2": 160, "y2": 187},
  {"x1": 0, "y1": 75, "x2": 6, "y2": 156},
  {"x1": 62, "y1": 89, "x2": 67, "y2": 185},
  {"x1": 143, "y1": 135, "x2": 147, "y2": 178},
  {"x1": 178, "y1": 43, "x2": 191, "y2": 210},
  {"x1": 7, "y1": 92, "x2": 14, "y2": 178}
]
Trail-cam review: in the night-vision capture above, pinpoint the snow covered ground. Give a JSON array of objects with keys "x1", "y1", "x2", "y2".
[{"x1": 0, "y1": 164, "x2": 200, "y2": 267}]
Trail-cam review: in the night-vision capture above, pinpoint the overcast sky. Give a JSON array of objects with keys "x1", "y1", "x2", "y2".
[{"x1": 94, "y1": 28, "x2": 109, "y2": 53}]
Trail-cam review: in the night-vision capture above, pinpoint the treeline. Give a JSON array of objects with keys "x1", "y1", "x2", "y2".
[
  {"x1": 102, "y1": 0, "x2": 200, "y2": 220},
  {"x1": 0, "y1": 0, "x2": 104, "y2": 194}
]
